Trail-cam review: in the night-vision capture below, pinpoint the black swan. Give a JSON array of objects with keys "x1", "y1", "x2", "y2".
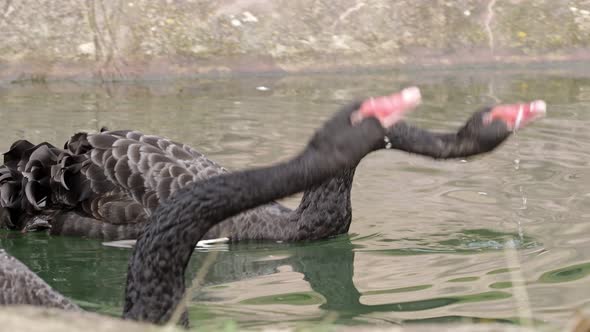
[
  {"x1": 1, "y1": 91, "x2": 415, "y2": 324},
  {"x1": 0, "y1": 90, "x2": 546, "y2": 243}
]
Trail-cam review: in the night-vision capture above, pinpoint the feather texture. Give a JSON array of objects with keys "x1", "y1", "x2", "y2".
[{"x1": 0, "y1": 105, "x2": 519, "y2": 241}]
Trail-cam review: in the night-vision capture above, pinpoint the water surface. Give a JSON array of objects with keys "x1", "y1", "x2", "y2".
[{"x1": 1, "y1": 69, "x2": 590, "y2": 330}]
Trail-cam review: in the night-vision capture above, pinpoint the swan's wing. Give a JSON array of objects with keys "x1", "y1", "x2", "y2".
[
  {"x1": 0, "y1": 165, "x2": 21, "y2": 229},
  {"x1": 1, "y1": 131, "x2": 230, "y2": 234},
  {"x1": 76, "y1": 130, "x2": 229, "y2": 216},
  {"x1": 0, "y1": 165, "x2": 20, "y2": 210}
]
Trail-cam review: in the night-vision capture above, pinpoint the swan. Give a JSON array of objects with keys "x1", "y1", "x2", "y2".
[{"x1": 0, "y1": 89, "x2": 546, "y2": 243}]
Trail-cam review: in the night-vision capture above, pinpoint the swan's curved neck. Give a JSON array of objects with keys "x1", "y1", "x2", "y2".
[
  {"x1": 122, "y1": 148, "x2": 358, "y2": 324},
  {"x1": 383, "y1": 121, "x2": 504, "y2": 159},
  {"x1": 200, "y1": 167, "x2": 356, "y2": 242},
  {"x1": 291, "y1": 168, "x2": 355, "y2": 240}
]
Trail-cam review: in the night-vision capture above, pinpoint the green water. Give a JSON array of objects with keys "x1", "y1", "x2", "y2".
[{"x1": 1, "y1": 68, "x2": 590, "y2": 330}]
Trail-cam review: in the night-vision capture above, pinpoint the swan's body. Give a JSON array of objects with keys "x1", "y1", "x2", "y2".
[{"x1": 0, "y1": 97, "x2": 545, "y2": 243}]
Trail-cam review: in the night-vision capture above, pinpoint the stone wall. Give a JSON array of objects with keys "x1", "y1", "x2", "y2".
[{"x1": 1, "y1": 0, "x2": 590, "y2": 81}]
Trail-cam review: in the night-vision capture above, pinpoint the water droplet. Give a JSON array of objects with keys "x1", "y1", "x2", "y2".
[
  {"x1": 383, "y1": 136, "x2": 392, "y2": 149},
  {"x1": 504, "y1": 239, "x2": 517, "y2": 249}
]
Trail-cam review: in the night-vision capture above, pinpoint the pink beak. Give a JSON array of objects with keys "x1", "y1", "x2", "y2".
[
  {"x1": 351, "y1": 86, "x2": 422, "y2": 128},
  {"x1": 485, "y1": 100, "x2": 547, "y2": 131}
]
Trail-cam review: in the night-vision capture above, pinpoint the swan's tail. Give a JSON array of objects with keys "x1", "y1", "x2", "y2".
[
  {"x1": 0, "y1": 139, "x2": 61, "y2": 230},
  {"x1": 0, "y1": 134, "x2": 99, "y2": 231},
  {"x1": 0, "y1": 163, "x2": 21, "y2": 229},
  {"x1": 0, "y1": 133, "x2": 150, "y2": 240}
]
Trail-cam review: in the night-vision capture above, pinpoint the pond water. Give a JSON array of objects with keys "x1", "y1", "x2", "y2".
[{"x1": 1, "y1": 68, "x2": 590, "y2": 330}]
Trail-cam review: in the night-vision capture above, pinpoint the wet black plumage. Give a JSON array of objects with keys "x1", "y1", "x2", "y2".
[{"x1": 0, "y1": 106, "x2": 518, "y2": 242}]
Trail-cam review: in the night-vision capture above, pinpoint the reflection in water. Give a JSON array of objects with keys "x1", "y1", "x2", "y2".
[
  {"x1": 375, "y1": 228, "x2": 539, "y2": 254},
  {"x1": 189, "y1": 235, "x2": 518, "y2": 328},
  {"x1": 2, "y1": 69, "x2": 590, "y2": 329},
  {"x1": 539, "y1": 262, "x2": 590, "y2": 283},
  {"x1": 0, "y1": 231, "x2": 128, "y2": 314}
]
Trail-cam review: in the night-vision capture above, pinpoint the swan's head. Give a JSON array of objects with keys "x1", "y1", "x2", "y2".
[
  {"x1": 482, "y1": 100, "x2": 546, "y2": 132},
  {"x1": 350, "y1": 86, "x2": 422, "y2": 128},
  {"x1": 462, "y1": 100, "x2": 546, "y2": 152},
  {"x1": 308, "y1": 87, "x2": 422, "y2": 167}
]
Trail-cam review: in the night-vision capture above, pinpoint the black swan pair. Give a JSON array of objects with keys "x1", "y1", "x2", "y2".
[
  {"x1": 0, "y1": 88, "x2": 546, "y2": 326},
  {"x1": 0, "y1": 88, "x2": 545, "y2": 244}
]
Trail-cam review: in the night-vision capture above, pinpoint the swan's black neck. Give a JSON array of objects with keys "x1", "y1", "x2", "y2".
[
  {"x1": 123, "y1": 157, "x2": 310, "y2": 323},
  {"x1": 200, "y1": 167, "x2": 356, "y2": 242},
  {"x1": 122, "y1": 114, "x2": 382, "y2": 324},
  {"x1": 277, "y1": 118, "x2": 509, "y2": 241},
  {"x1": 382, "y1": 119, "x2": 508, "y2": 159},
  {"x1": 290, "y1": 168, "x2": 355, "y2": 240},
  {"x1": 276, "y1": 118, "x2": 511, "y2": 241}
]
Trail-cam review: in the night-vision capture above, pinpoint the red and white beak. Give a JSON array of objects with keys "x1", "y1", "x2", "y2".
[
  {"x1": 485, "y1": 100, "x2": 547, "y2": 131},
  {"x1": 351, "y1": 86, "x2": 422, "y2": 128}
]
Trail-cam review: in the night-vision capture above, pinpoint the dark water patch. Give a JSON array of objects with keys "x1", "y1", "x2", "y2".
[{"x1": 539, "y1": 262, "x2": 590, "y2": 283}]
